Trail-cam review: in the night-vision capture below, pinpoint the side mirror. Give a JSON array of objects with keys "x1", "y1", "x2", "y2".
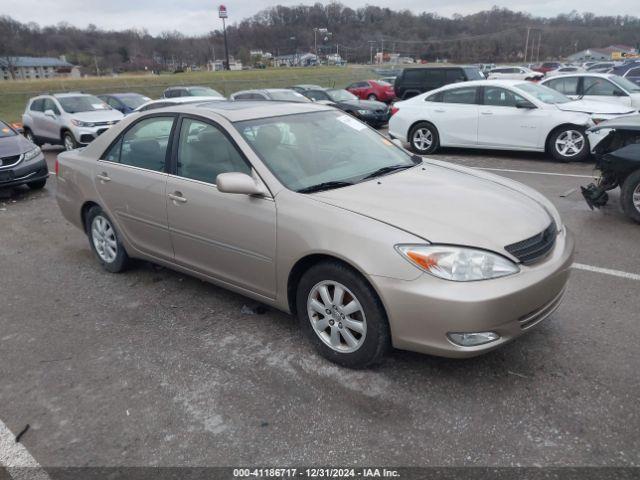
[
  {"x1": 515, "y1": 100, "x2": 536, "y2": 109},
  {"x1": 44, "y1": 109, "x2": 57, "y2": 118},
  {"x1": 216, "y1": 172, "x2": 267, "y2": 196}
]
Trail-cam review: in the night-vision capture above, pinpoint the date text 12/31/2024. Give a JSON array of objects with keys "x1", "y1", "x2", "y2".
[{"x1": 233, "y1": 468, "x2": 401, "y2": 478}]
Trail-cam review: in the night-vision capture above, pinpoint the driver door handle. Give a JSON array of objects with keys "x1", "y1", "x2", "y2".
[
  {"x1": 434, "y1": 108, "x2": 446, "y2": 113},
  {"x1": 480, "y1": 111, "x2": 494, "y2": 115},
  {"x1": 168, "y1": 192, "x2": 187, "y2": 204},
  {"x1": 96, "y1": 172, "x2": 111, "y2": 182}
]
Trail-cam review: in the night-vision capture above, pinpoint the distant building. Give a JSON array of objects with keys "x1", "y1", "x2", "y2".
[
  {"x1": 0, "y1": 56, "x2": 79, "y2": 81},
  {"x1": 274, "y1": 53, "x2": 317, "y2": 67},
  {"x1": 567, "y1": 45, "x2": 637, "y2": 63},
  {"x1": 207, "y1": 57, "x2": 243, "y2": 71}
]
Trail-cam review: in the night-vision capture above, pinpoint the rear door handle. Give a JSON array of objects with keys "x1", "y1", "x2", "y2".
[
  {"x1": 480, "y1": 111, "x2": 493, "y2": 115},
  {"x1": 96, "y1": 172, "x2": 111, "y2": 182},
  {"x1": 434, "y1": 108, "x2": 446, "y2": 113},
  {"x1": 168, "y1": 192, "x2": 187, "y2": 204}
]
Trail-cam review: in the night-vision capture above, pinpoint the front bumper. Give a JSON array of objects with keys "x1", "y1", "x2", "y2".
[
  {"x1": 0, "y1": 154, "x2": 48, "y2": 188},
  {"x1": 71, "y1": 124, "x2": 116, "y2": 145},
  {"x1": 371, "y1": 227, "x2": 575, "y2": 358}
]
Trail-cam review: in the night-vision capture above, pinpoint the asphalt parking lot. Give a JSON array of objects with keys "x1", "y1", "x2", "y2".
[{"x1": 1, "y1": 143, "x2": 639, "y2": 470}]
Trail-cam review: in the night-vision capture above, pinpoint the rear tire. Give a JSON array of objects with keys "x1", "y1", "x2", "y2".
[
  {"x1": 296, "y1": 261, "x2": 390, "y2": 368},
  {"x1": 85, "y1": 206, "x2": 130, "y2": 273},
  {"x1": 27, "y1": 179, "x2": 47, "y2": 190},
  {"x1": 548, "y1": 126, "x2": 589, "y2": 162},
  {"x1": 409, "y1": 122, "x2": 440, "y2": 155},
  {"x1": 620, "y1": 170, "x2": 640, "y2": 224},
  {"x1": 367, "y1": 94, "x2": 378, "y2": 101}
]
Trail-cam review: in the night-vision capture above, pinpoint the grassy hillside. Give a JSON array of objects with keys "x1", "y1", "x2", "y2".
[{"x1": 0, "y1": 65, "x2": 386, "y2": 123}]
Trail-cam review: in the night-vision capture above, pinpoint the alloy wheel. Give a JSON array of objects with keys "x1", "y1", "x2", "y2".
[
  {"x1": 64, "y1": 135, "x2": 75, "y2": 151},
  {"x1": 307, "y1": 280, "x2": 367, "y2": 353},
  {"x1": 633, "y1": 183, "x2": 640, "y2": 213},
  {"x1": 91, "y1": 215, "x2": 118, "y2": 263},
  {"x1": 555, "y1": 130, "x2": 585, "y2": 158},
  {"x1": 412, "y1": 128, "x2": 433, "y2": 152}
]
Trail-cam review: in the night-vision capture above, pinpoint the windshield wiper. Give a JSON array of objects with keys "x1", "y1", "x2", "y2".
[
  {"x1": 297, "y1": 181, "x2": 354, "y2": 194},
  {"x1": 360, "y1": 164, "x2": 414, "y2": 181}
]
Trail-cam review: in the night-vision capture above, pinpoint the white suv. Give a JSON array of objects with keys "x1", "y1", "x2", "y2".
[{"x1": 22, "y1": 93, "x2": 124, "y2": 150}]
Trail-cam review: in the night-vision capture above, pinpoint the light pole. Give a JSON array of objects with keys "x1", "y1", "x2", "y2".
[
  {"x1": 313, "y1": 27, "x2": 329, "y2": 64},
  {"x1": 219, "y1": 4, "x2": 230, "y2": 70}
]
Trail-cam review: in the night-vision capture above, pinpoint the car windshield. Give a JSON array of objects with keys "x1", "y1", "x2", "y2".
[
  {"x1": 119, "y1": 94, "x2": 150, "y2": 109},
  {"x1": 269, "y1": 90, "x2": 311, "y2": 102},
  {"x1": 328, "y1": 89, "x2": 358, "y2": 102},
  {"x1": 188, "y1": 87, "x2": 223, "y2": 97},
  {"x1": 0, "y1": 121, "x2": 17, "y2": 138},
  {"x1": 463, "y1": 68, "x2": 485, "y2": 80},
  {"x1": 58, "y1": 95, "x2": 111, "y2": 113},
  {"x1": 610, "y1": 75, "x2": 640, "y2": 92},
  {"x1": 516, "y1": 82, "x2": 571, "y2": 104},
  {"x1": 236, "y1": 110, "x2": 416, "y2": 192}
]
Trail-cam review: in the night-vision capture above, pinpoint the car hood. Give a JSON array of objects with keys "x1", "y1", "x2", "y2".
[
  {"x1": 339, "y1": 99, "x2": 388, "y2": 111},
  {"x1": 310, "y1": 162, "x2": 553, "y2": 255},
  {"x1": 71, "y1": 110, "x2": 125, "y2": 122},
  {"x1": 555, "y1": 99, "x2": 636, "y2": 115},
  {"x1": 0, "y1": 134, "x2": 36, "y2": 157}
]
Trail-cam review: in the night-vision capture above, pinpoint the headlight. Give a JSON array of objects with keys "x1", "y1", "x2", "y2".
[
  {"x1": 71, "y1": 119, "x2": 95, "y2": 127},
  {"x1": 396, "y1": 245, "x2": 520, "y2": 281},
  {"x1": 22, "y1": 147, "x2": 42, "y2": 163},
  {"x1": 356, "y1": 109, "x2": 370, "y2": 115}
]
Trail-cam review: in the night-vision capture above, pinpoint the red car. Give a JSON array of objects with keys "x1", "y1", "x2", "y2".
[
  {"x1": 346, "y1": 80, "x2": 396, "y2": 102},
  {"x1": 533, "y1": 62, "x2": 563, "y2": 74}
]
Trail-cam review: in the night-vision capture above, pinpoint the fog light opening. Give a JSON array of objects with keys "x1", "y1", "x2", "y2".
[{"x1": 447, "y1": 331, "x2": 500, "y2": 347}]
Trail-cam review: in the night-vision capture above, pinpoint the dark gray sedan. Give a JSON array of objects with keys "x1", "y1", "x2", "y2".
[{"x1": 0, "y1": 120, "x2": 48, "y2": 190}]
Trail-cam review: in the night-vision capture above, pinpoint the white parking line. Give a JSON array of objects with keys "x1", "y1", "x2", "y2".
[
  {"x1": 573, "y1": 263, "x2": 640, "y2": 281},
  {"x1": 474, "y1": 167, "x2": 594, "y2": 179},
  {"x1": 0, "y1": 420, "x2": 50, "y2": 479}
]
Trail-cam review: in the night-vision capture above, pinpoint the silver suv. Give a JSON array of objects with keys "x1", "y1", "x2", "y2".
[{"x1": 22, "y1": 93, "x2": 124, "y2": 151}]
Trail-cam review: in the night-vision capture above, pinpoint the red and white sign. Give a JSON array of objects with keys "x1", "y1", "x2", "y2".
[{"x1": 218, "y1": 5, "x2": 228, "y2": 18}]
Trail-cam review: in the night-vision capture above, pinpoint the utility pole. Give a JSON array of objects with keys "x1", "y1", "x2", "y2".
[
  {"x1": 524, "y1": 26, "x2": 531, "y2": 63},
  {"x1": 536, "y1": 33, "x2": 542, "y2": 63},
  {"x1": 368, "y1": 41, "x2": 376, "y2": 64},
  {"x1": 219, "y1": 5, "x2": 230, "y2": 70}
]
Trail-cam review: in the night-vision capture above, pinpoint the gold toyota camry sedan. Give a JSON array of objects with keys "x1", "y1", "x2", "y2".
[{"x1": 56, "y1": 101, "x2": 574, "y2": 368}]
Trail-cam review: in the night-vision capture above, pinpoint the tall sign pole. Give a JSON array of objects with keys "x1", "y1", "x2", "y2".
[{"x1": 219, "y1": 5, "x2": 230, "y2": 70}]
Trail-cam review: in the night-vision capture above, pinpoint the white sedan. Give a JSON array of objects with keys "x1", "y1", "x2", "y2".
[
  {"x1": 487, "y1": 66, "x2": 544, "y2": 81},
  {"x1": 388, "y1": 79, "x2": 637, "y2": 162},
  {"x1": 541, "y1": 73, "x2": 640, "y2": 109}
]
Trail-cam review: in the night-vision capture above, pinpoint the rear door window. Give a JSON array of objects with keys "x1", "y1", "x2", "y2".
[
  {"x1": 424, "y1": 70, "x2": 446, "y2": 90},
  {"x1": 30, "y1": 99, "x2": 45, "y2": 112},
  {"x1": 546, "y1": 77, "x2": 579, "y2": 95},
  {"x1": 441, "y1": 87, "x2": 478, "y2": 104},
  {"x1": 102, "y1": 116, "x2": 174, "y2": 172},
  {"x1": 402, "y1": 69, "x2": 427, "y2": 83}
]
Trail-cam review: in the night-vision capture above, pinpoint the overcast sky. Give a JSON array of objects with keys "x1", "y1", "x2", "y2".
[{"x1": 8, "y1": 0, "x2": 639, "y2": 35}]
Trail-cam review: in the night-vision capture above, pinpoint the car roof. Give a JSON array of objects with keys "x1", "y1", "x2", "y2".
[
  {"x1": 541, "y1": 73, "x2": 615, "y2": 81},
  {"x1": 102, "y1": 92, "x2": 146, "y2": 97},
  {"x1": 149, "y1": 100, "x2": 332, "y2": 122},
  {"x1": 51, "y1": 92, "x2": 94, "y2": 98}
]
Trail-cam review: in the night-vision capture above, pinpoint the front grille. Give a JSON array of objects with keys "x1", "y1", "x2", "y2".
[
  {"x1": 505, "y1": 222, "x2": 557, "y2": 265},
  {"x1": 93, "y1": 120, "x2": 117, "y2": 127},
  {"x1": 0, "y1": 154, "x2": 22, "y2": 169}
]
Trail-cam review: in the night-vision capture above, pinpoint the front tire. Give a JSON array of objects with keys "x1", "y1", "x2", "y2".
[
  {"x1": 85, "y1": 206, "x2": 130, "y2": 273},
  {"x1": 548, "y1": 127, "x2": 589, "y2": 162},
  {"x1": 23, "y1": 128, "x2": 40, "y2": 146},
  {"x1": 409, "y1": 122, "x2": 440, "y2": 154},
  {"x1": 63, "y1": 131, "x2": 78, "y2": 151},
  {"x1": 296, "y1": 261, "x2": 390, "y2": 368},
  {"x1": 620, "y1": 170, "x2": 640, "y2": 224},
  {"x1": 27, "y1": 179, "x2": 47, "y2": 190}
]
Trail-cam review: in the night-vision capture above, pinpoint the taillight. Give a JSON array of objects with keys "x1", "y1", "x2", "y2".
[
  {"x1": 390, "y1": 106, "x2": 399, "y2": 116},
  {"x1": 54, "y1": 157, "x2": 59, "y2": 175}
]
